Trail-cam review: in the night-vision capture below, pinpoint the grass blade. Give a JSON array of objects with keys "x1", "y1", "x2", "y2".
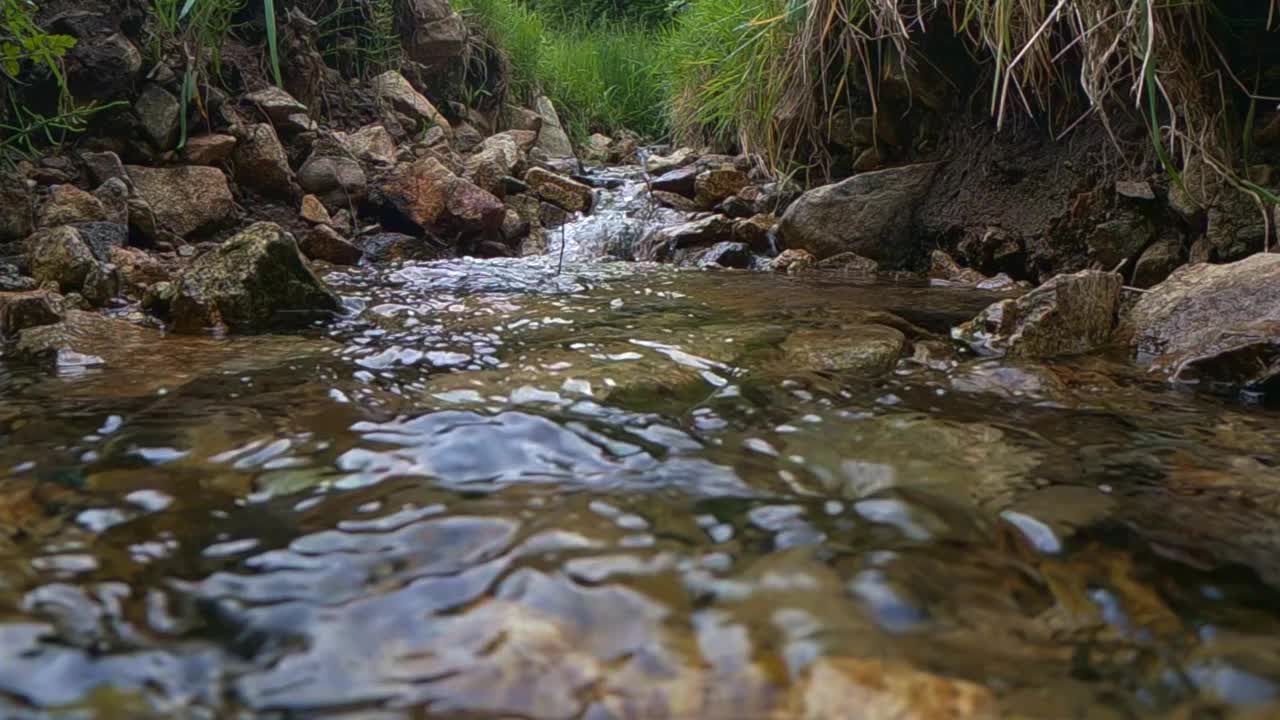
[{"x1": 263, "y1": 0, "x2": 283, "y2": 87}]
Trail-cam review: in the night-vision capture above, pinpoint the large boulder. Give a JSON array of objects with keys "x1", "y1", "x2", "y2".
[
  {"x1": 394, "y1": 0, "x2": 467, "y2": 66},
  {"x1": 298, "y1": 156, "x2": 368, "y2": 210},
  {"x1": 636, "y1": 215, "x2": 735, "y2": 262},
  {"x1": 170, "y1": 222, "x2": 341, "y2": 333},
  {"x1": 1126, "y1": 254, "x2": 1280, "y2": 392},
  {"x1": 954, "y1": 270, "x2": 1121, "y2": 358},
  {"x1": 525, "y1": 167, "x2": 593, "y2": 213},
  {"x1": 778, "y1": 163, "x2": 939, "y2": 266},
  {"x1": 126, "y1": 165, "x2": 235, "y2": 239},
  {"x1": 372, "y1": 157, "x2": 504, "y2": 236},
  {"x1": 533, "y1": 96, "x2": 575, "y2": 160},
  {"x1": 372, "y1": 71, "x2": 451, "y2": 132},
  {"x1": 233, "y1": 123, "x2": 295, "y2": 197},
  {"x1": 0, "y1": 176, "x2": 34, "y2": 242}
]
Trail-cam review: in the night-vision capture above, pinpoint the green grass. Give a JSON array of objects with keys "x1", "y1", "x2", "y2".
[{"x1": 453, "y1": 0, "x2": 666, "y2": 140}]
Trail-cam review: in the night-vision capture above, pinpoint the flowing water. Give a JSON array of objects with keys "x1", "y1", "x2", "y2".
[{"x1": 2, "y1": 170, "x2": 1280, "y2": 719}]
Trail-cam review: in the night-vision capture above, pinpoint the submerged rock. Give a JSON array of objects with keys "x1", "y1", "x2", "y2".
[
  {"x1": 782, "y1": 325, "x2": 906, "y2": 376},
  {"x1": 694, "y1": 241, "x2": 751, "y2": 269},
  {"x1": 818, "y1": 251, "x2": 879, "y2": 273},
  {"x1": 928, "y1": 250, "x2": 986, "y2": 284},
  {"x1": 779, "y1": 163, "x2": 939, "y2": 266},
  {"x1": 127, "y1": 165, "x2": 235, "y2": 239},
  {"x1": 14, "y1": 309, "x2": 156, "y2": 368},
  {"x1": 954, "y1": 269, "x2": 1121, "y2": 358},
  {"x1": 788, "y1": 657, "x2": 998, "y2": 720},
  {"x1": 768, "y1": 248, "x2": 817, "y2": 274},
  {"x1": 170, "y1": 222, "x2": 341, "y2": 333},
  {"x1": 1126, "y1": 253, "x2": 1280, "y2": 394}
]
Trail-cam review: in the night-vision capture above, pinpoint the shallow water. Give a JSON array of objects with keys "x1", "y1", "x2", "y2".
[{"x1": 2, "y1": 176, "x2": 1280, "y2": 718}]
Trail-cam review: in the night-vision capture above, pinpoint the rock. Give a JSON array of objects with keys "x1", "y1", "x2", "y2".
[
  {"x1": 356, "y1": 232, "x2": 437, "y2": 263},
  {"x1": 0, "y1": 175, "x2": 34, "y2": 242},
  {"x1": 779, "y1": 163, "x2": 939, "y2": 266},
  {"x1": 233, "y1": 124, "x2": 294, "y2": 197},
  {"x1": 183, "y1": 134, "x2": 238, "y2": 165},
  {"x1": 852, "y1": 146, "x2": 883, "y2": 172},
  {"x1": 1132, "y1": 233, "x2": 1186, "y2": 289},
  {"x1": 300, "y1": 195, "x2": 332, "y2": 225},
  {"x1": 782, "y1": 325, "x2": 907, "y2": 376},
  {"x1": 13, "y1": 309, "x2": 157, "y2": 369},
  {"x1": 244, "y1": 87, "x2": 308, "y2": 126},
  {"x1": 1126, "y1": 254, "x2": 1280, "y2": 393},
  {"x1": 637, "y1": 215, "x2": 735, "y2": 262},
  {"x1": 26, "y1": 226, "x2": 98, "y2": 293},
  {"x1": 533, "y1": 96, "x2": 575, "y2": 159},
  {"x1": 651, "y1": 190, "x2": 700, "y2": 212},
  {"x1": 499, "y1": 209, "x2": 530, "y2": 243},
  {"x1": 1116, "y1": 180, "x2": 1155, "y2": 202},
  {"x1": 954, "y1": 269, "x2": 1121, "y2": 358},
  {"x1": 1205, "y1": 189, "x2": 1269, "y2": 262},
  {"x1": 134, "y1": 83, "x2": 181, "y2": 149},
  {"x1": 37, "y1": 185, "x2": 107, "y2": 227},
  {"x1": 584, "y1": 133, "x2": 612, "y2": 163},
  {"x1": 789, "y1": 657, "x2": 998, "y2": 720},
  {"x1": 1086, "y1": 213, "x2": 1153, "y2": 271},
  {"x1": 644, "y1": 147, "x2": 696, "y2": 175},
  {"x1": 453, "y1": 122, "x2": 485, "y2": 153},
  {"x1": 694, "y1": 241, "x2": 751, "y2": 269},
  {"x1": 525, "y1": 167, "x2": 593, "y2": 213},
  {"x1": 768, "y1": 248, "x2": 817, "y2": 274},
  {"x1": 818, "y1": 251, "x2": 879, "y2": 273},
  {"x1": 694, "y1": 168, "x2": 749, "y2": 208},
  {"x1": 108, "y1": 246, "x2": 172, "y2": 293},
  {"x1": 928, "y1": 250, "x2": 987, "y2": 284},
  {"x1": 715, "y1": 195, "x2": 756, "y2": 219},
  {"x1": 0, "y1": 264, "x2": 36, "y2": 292},
  {"x1": 731, "y1": 215, "x2": 775, "y2": 253},
  {"x1": 339, "y1": 125, "x2": 398, "y2": 166},
  {"x1": 71, "y1": 222, "x2": 128, "y2": 262},
  {"x1": 503, "y1": 106, "x2": 543, "y2": 133},
  {"x1": 372, "y1": 157, "x2": 504, "y2": 236},
  {"x1": 464, "y1": 134, "x2": 522, "y2": 195},
  {"x1": 0, "y1": 290, "x2": 63, "y2": 337},
  {"x1": 93, "y1": 178, "x2": 129, "y2": 226},
  {"x1": 127, "y1": 165, "x2": 235, "y2": 239},
  {"x1": 62, "y1": 29, "x2": 142, "y2": 102},
  {"x1": 81, "y1": 151, "x2": 127, "y2": 187},
  {"x1": 81, "y1": 262, "x2": 123, "y2": 307},
  {"x1": 298, "y1": 156, "x2": 368, "y2": 209},
  {"x1": 539, "y1": 202, "x2": 572, "y2": 230},
  {"x1": 395, "y1": 0, "x2": 467, "y2": 65},
  {"x1": 651, "y1": 166, "x2": 700, "y2": 197},
  {"x1": 299, "y1": 225, "x2": 362, "y2": 266},
  {"x1": 372, "y1": 71, "x2": 451, "y2": 132},
  {"x1": 170, "y1": 222, "x2": 341, "y2": 333},
  {"x1": 282, "y1": 113, "x2": 317, "y2": 134}
]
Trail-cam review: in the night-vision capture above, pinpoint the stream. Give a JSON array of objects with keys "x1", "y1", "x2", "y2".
[{"x1": 2, "y1": 168, "x2": 1280, "y2": 718}]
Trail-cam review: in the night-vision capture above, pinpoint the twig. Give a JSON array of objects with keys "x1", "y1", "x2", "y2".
[{"x1": 556, "y1": 222, "x2": 566, "y2": 274}]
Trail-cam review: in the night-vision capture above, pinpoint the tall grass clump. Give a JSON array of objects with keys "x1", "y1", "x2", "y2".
[{"x1": 453, "y1": 0, "x2": 666, "y2": 139}]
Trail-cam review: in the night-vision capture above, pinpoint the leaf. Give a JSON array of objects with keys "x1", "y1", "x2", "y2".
[
  {"x1": 1, "y1": 41, "x2": 21, "y2": 76},
  {"x1": 179, "y1": 0, "x2": 198, "y2": 21},
  {"x1": 263, "y1": 0, "x2": 283, "y2": 88}
]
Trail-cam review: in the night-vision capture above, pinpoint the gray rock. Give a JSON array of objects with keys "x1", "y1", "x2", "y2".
[
  {"x1": 651, "y1": 166, "x2": 700, "y2": 197},
  {"x1": 637, "y1": 215, "x2": 735, "y2": 262},
  {"x1": 1116, "y1": 180, "x2": 1155, "y2": 201},
  {"x1": 954, "y1": 270, "x2": 1121, "y2": 358},
  {"x1": 244, "y1": 87, "x2": 308, "y2": 126},
  {"x1": 93, "y1": 177, "x2": 130, "y2": 226},
  {"x1": 134, "y1": 84, "x2": 181, "y2": 149},
  {"x1": 356, "y1": 232, "x2": 438, "y2": 263},
  {"x1": 82, "y1": 151, "x2": 127, "y2": 187},
  {"x1": 372, "y1": 71, "x2": 450, "y2": 132},
  {"x1": 533, "y1": 95, "x2": 574, "y2": 159},
  {"x1": 779, "y1": 163, "x2": 940, "y2": 267},
  {"x1": 395, "y1": 0, "x2": 467, "y2": 66},
  {"x1": 81, "y1": 262, "x2": 122, "y2": 307},
  {"x1": 0, "y1": 263, "x2": 37, "y2": 292},
  {"x1": 1086, "y1": 213, "x2": 1154, "y2": 271},
  {"x1": 183, "y1": 134, "x2": 238, "y2": 165},
  {"x1": 233, "y1": 123, "x2": 294, "y2": 197},
  {"x1": 127, "y1": 165, "x2": 236, "y2": 239},
  {"x1": 644, "y1": 147, "x2": 696, "y2": 175},
  {"x1": 170, "y1": 222, "x2": 341, "y2": 333},
  {"x1": 339, "y1": 125, "x2": 398, "y2": 166},
  {"x1": 298, "y1": 156, "x2": 368, "y2": 209},
  {"x1": 1126, "y1": 253, "x2": 1280, "y2": 376},
  {"x1": 782, "y1": 325, "x2": 907, "y2": 376},
  {"x1": 818, "y1": 251, "x2": 880, "y2": 273},
  {"x1": 0, "y1": 290, "x2": 63, "y2": 337},
  {"x1": 71, "y1": 222, "x2": 128, "y2": 262},
  {"x1": 0, "y1": 175, "x2": 34, "y2": 242},
  {"x1": 62, "y1": 29, "x2": 142, "y2": 102},
  {"x1": 695, "y1": 241, "x2": 751, "y2": 269}
]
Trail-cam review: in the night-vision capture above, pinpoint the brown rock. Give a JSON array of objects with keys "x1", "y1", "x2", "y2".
[
  {"x1": 768, "y1": 248, "x2": 817, "y2": 274},
  {"x1": 852, "y1": 146, "x2": 882, "y2": 172},
  {"x1": 395, "y1": 0, "x2": 467, "y2": 66},
  {"x1": 373, "y1": 157, "x2": 504, "y2": 235},
  {"x1": 0, "y1": 290, "x2": 63, "y2": 337},
  {"x1": 338, "y1": 125, "x2": 398, "y2": 166},
  {"x1": 465, "y1": 134, "x2": 522, "y2": 196},
  {"x1": 372, "y1": 71, "x2": 451, "y2": 132},
  {"x1": 928, "y1": 250, "x2": 987, "y2": 284},
  {"x1": 818, "y1": 251, "x2": 879, "y2": 273},
  {"x1": 299, "y1": 225, "x2": 362, "y2": 266},
  {"x1": 300, "y1": 194, "x2": 332, "y2": 225},
  {"x1": 525, "y1": 167, "x2": 593, "y2": 213},
  {"x1": 651, "y1": 190, "x2": 699, "y2": 212},
  {"x1": 503, "y1": 106, "x2": 543, "y2": 133},
  {"x1": 782, "y1": 325, "x2": 907, "y2": 376},
  {"x1": 244, "y1": 86, "x2": 308, "y2": 126},
  {"x1": 789, "y1": 657, "x2": 998, "y2": 720},
  {"x1": 38, "y1": 185, "x2": 107, "y2": 227},
  {"x1": 694, "y1": 168, "x2": 750, "y2": 208},
  {"x1": 0, "y1": 175, "x2": 34, "y2": 242},
  {"x1": 731, "y1": 215, "x2": 775, "y2": 253},
  {"x1": 127, "y1": 165, "x2": 235, "y2": 239},
  {"x1": 108, "y1": 245, "x2": 172, "y2": 293},
  {"x1": 183, "y1": 134, "x2": 238, "y2": 165},
  {"x1": 1131, "y1": 233, "x2": 1185, "y2": 289},
  {"x1": 26, "y1": 226, "x2": 98, "y2": 292},
  {"x1": 298, "y1": 156, "x2": 368, "y2": 210}
]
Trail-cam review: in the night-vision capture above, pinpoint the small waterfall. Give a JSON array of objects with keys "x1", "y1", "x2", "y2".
[{"x1": 553, "y1": 165, "x2": 692, "y2": 263}]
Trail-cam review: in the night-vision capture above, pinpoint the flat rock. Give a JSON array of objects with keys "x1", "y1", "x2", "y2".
[
  {"x1": 525, "y1": 167, "x2": 593, "y2": 213},
  {"x1": 954, "y1": 269, "x2": 1121, "y2": 358},
  {"x1": 127, "y1": 165, "x2": 235, "y2": 239},
  {"x1": 183, "y1": 134, "x2": 238, "y2": 165},
  {"x1": 170, "y1": 222, "x2": 341, "y2": 333},
  {"x1": 779, "y1": 163, "x2": 939, "y2": 266},
  {"x1": 782, "y1": 324, "x2": 907, "y2": 376},
  {"x1": 244, "y1": 86, "x2": 308, "y2": 125}
]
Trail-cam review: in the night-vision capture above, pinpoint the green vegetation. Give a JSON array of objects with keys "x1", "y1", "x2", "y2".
[{"x1": 455, "y1": 0, "x2": 666, "y2": 139}]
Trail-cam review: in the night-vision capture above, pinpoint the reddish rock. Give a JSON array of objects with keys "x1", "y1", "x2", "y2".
[{"x1": 373, "y1": 157, "x2": 504, "y2": 236}]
